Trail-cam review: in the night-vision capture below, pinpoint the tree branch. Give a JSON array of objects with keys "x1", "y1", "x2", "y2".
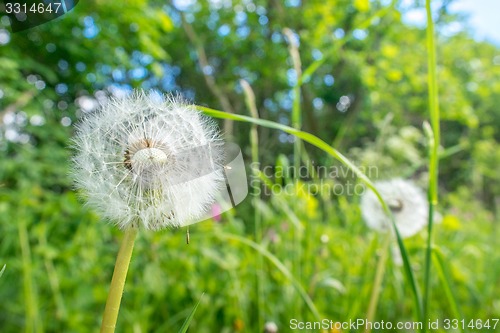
[{"x1": 181, "y1": 15, "x2": 236, "y2": 137}]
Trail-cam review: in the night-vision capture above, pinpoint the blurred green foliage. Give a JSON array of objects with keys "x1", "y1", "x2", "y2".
[{"x1": 1, "y1": 0, "x2": 500, "y2": 332}]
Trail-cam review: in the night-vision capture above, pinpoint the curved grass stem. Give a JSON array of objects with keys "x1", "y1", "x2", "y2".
[
  {"x1": 215, "y1": 232, "x2": 322, "y2": 321},
  {"x1": 198, "y1": 105, "x2": 423, "y2": 322}
]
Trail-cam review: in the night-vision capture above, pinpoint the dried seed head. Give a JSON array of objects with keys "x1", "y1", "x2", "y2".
[
  {"x1": 71, "y1": 90, "x2": 225, "y2": 230},
  {"x1": 360, "y1": 179, "x2": 428, "y2": 238}
]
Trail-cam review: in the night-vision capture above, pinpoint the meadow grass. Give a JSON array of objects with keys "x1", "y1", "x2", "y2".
[
  {"x1": 2, "y1": 2, "x2": 499, "y2": 332},
  {"x1": 423, "y1": 0, "x2": 442, "y2": 330}
]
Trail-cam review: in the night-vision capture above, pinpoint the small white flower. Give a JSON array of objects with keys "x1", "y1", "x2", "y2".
[
  {"x1": 72, "y1": 90, "x2": 225, "y2": 230},
  {"x1": 360, "y1": 179, "x2": 428, "y2": 238}
]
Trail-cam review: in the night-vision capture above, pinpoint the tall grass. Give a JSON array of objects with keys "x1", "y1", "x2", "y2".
[
  {"x1": 197, "y1": 106, "x2": 423, "y2": 322},
  {"x1": 423, "y1": 0, "x2": 441, "y2": 330},
  {"x1": 1, "y1": 2, "x2": 472, "y2": 331},
  {"x1": 196, "y1": 6, "x2": 435, "y2": 324},
  {"x1": 18, "y1": 219, "x2": 42, "y2": 333},
  {"x1": 283, "y1": 27, "x2": 306, "y2": 319},
  {"x1": 240, "y1": 79, "x2": 264, "y2": 330}
]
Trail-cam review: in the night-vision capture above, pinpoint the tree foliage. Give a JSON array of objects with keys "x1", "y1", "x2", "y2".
[{"x1": 1, "y1": 0, "x2": 499, "y2": 332}]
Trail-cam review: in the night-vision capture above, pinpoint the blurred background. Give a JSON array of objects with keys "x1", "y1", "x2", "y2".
[{"x1": 1, "y1": 0, "x2": 499, "y2": 332}]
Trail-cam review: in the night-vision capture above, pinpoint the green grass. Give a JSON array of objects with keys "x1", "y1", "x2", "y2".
[
  {"x1": 424, "y1": 0, "x2": 443, "y2": 331},
  {"x1": 0, "y1": 173, "x2": 498, "y2": 332},
  {"x1": 198, "y1": 106, "x2": 423, "y2": 322},
  {"x1": 1, "y1": 2, "x2": 499, "y2": 332},
  {"x1": 177, "y1": 293, "x2": 204, "y2": 333}
]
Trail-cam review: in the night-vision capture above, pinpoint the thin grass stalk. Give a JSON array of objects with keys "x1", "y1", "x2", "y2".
[
  {"x1": 38, "y1": 228, "x2": 67, "y2": 319},
  {"x1": 432, "y1": 249, "x2": 464, "y2": 331},
  {"x1": 424, "y1": 0, "x2": 441, "y2": 328},
  {"x1": 18, "y1": 219, "x2": 42, "y2": 333},
  {"x1": 100, "y1": 227, "x2": 138, "y2": 333},
  {"x1": 287, "y1": 3, "x2": 424, "y2": 320},
  {"x1": 215, "y1": 232, "x2": 322, "y2": 321},
  {"x1": 346, "y1": 235, "x2": 382, "y2": 320},
  {"x1": 240, "y1": 79, "x2": 264, "y2": 330},
  {"x1": 283, "y1": 28, "x2": 305, "y2": 319},
  {"x1": 283, "y1": 28, "x2": 303, "y2": 174},
  {"x1": 364, "y1": 234, "x2": 391, "y2": 333},
  {"x1": 198, "y1": 106, "x2": 423, "y2": 321}
]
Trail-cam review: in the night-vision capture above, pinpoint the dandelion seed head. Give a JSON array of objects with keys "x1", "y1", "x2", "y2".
[
  {"x1": 72, "y1": 90, "x2": 225, "y2": 230},
  {"x1": 360, "y1": 178, "x2": 428, "y2": 238},
  {"x1": 264, "y1": 321, "x2": 278, "y2": 333}
]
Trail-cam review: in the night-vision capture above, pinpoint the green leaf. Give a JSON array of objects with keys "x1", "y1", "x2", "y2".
[
  {"x1": 432, "y1": 248, "x2": 463, "y2": 330},
  {"x1": 354, "y1": 0, "x2": 370, "y2": 12},
  {"x1": 177, "y1": 293, "x2": 204, "y2": 333}
]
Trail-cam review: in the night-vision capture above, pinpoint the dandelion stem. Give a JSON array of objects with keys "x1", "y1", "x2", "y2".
[
  {"x1": 364, "y1": 234, "x2": 391, "y2": 333},
  {"x1": 100, "y1": 227, "x2": 138, "y2": 333}
]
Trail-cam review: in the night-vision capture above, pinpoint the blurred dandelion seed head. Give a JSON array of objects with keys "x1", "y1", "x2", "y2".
[
  {"x1": 71, "y1": 90, "x2": 225, "y2": 230},
  {"x1": 264, "y1": 321, "x2": 278, "y2": 333},
  {"x1": 360, "y1": 178, "x2": 428, "y2": 238}
]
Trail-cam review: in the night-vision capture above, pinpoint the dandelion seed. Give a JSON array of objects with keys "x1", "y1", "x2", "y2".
[
  {"x1": 360, "y1": 178, "x2": 428, "y2": 238},
  {"x1": 72, "y1": 90, "x2": 225, "y2": 230}
]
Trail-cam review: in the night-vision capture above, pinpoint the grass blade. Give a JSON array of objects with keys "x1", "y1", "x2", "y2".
[
  {"x1": 177, "y1": 293, "x2": 205, "y2": 333},
  {"x1": 424, "y1": 0, "x2": 442, "y2": 329},
  {"x1": 240, "y1": 79, "x2": 265, "y2": 330},
  {"x1": 432, "y1": 248, "x2": 464, "y2": 331},
  {"x1": 425, "y1": 1, "x2": 441, "y2": 204},
  {"x1": 214, "y1": 232, "x2": 322, "y2": 321}
]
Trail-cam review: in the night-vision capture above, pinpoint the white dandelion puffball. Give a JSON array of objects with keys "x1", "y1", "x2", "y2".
[
  {"x1": 360, "y1": 179, "x2": 428, "y2": 238},
  {"x1": 264, "y1": 322, "x2": 279, "y2": 333},
  {"x1": 72, "y1": 90, "x2": 225, "y2": 230}
]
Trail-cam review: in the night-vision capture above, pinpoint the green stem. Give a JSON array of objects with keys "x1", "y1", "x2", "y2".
[
  {"x1": 283, "y1": 28, "x2": 304, "y2": 320},
  {"x1": 364, "y1": 235, "x2": 391, "y2": 333},
  {"x1": 19, "y1": 220, "x2": 42, "y2": 333},
  {"x1": 39, "y1": 229, "x2": 67, "y2": 320},
  {"x1": 100, "y1": 227, "x2": 138, "y2": 333},
  {"x1": 425, "y1": 1, "x2": 441, "y2": 202},
  {"x1": 432, "y1": 248, "x2": 463, "y2": 331},
  {"x1": 215, "y1": 232, "x2": 322, "y2": 321},
  {"x1": 240, "y1": 79, "x2": 264, "y2": 330},
  {"x1": 423, "y1": 202, "x2": 435, "y2": 325},
  {"x1": 424, "y1": 0, "x2": 441, "y2": 330},
  {"x1": 283, "y1": 28, "x2": 303, "y2": 174}
]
